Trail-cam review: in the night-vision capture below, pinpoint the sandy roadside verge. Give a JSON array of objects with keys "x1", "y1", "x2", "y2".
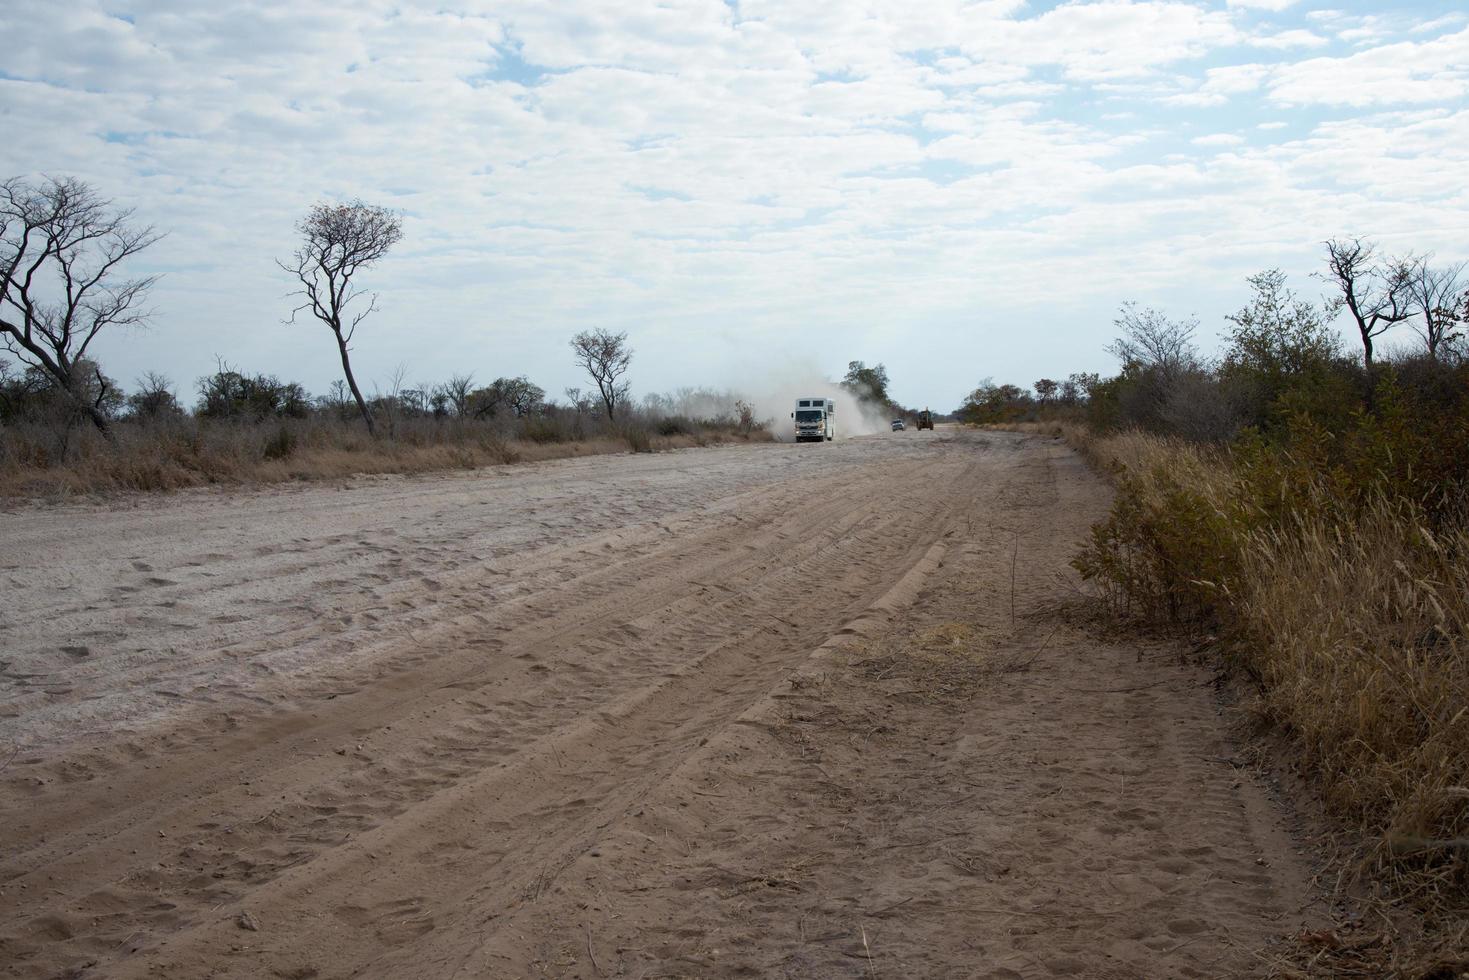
[{"x1": 422, "y1": 432, "x2": 1329, "y2": 979}]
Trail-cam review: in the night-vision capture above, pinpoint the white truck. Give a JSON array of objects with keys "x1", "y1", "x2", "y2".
[{"x1": 791, "y1": 397, "x2": 835, "y2": 442}]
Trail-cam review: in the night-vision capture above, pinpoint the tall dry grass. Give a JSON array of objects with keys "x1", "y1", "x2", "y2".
[
  {"x1": 1242, "y1": 499, "x2": 1469, "y2": 887},
  {"x1": 0, "y1": 414, "x2": 773, "y2": 498},
  {"x1": 1071, "y1": 430, "x2": 1469, "y2": 911}
]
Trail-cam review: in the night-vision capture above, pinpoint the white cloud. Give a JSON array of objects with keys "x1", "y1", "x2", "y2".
[
  {"x1": 1163, "y1": 62, "x2": 1269, "y2": 106},
  {"x1": 1249, "y1": 29, "x2": 1329, "y2": 49},
  {"x1": 1192, "y1": 133, "x2": 1247, "y2": 147},
  {"x1": 1269, "y1": 27, "x2": 1469, "y2": 106},
  {"x1": 1, "y1": 0, "x2": 1466, "y2": 407},
  {"x1": 1413, "y1": 14, "x2": 1469, "y2": 35},
  {"x1": 963, "y1": 2, "x2": 1241, "y2": 81}
]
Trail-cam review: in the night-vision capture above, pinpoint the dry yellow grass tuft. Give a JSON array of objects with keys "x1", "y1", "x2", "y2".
[
  {"x1": 1241, "y1": 497, "x2": 1469, "y2": 881},
  {"x1": 1067, "y1": 427, "x2": 1469, "y2": 929}
]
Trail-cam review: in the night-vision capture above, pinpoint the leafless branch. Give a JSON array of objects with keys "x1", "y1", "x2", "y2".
[{"x1": 0, "y1": 175, "x2": 162, "y2": 433}]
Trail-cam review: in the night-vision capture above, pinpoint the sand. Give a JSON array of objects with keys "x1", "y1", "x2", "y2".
[{"x1": 0, "y1": 430, "x2": 1325, "y2": 978}]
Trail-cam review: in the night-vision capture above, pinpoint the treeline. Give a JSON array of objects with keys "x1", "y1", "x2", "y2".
[
  {"x1": 0, "y1": 347, "x2": 766, "y2": 495},
  {"x1": 1, "y1": 176, "x2": 774, "y2": 493},
  {"x1": 971, "y1": 241, "x2": 1469, "y2": 956},
  {"x1": 960, "y1": 239, "x2": 1467, "y2": 438},
  {"x1": 0, "y1": 361, "x2": 764, "y2": 494}
]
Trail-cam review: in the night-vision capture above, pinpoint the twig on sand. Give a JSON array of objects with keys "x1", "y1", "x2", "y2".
[
  {"x1": 1009, "y1": 531, "x2": 1019, "y2": 629},
  {"x1": 1060, "y1": 679, "x2": 1172, "y2": 694},
  {"x1": 1009, "y1": 625, "x2": 1060, "y2": 672},
  {"x1": 0, "y1": 744, "x2": 19, "y2": 776},
  {"x1": 879, "y1": 832, "x2": 966, "y2": 850},
  {"x1": 862, "y1": 925, "x2": 875, "y2": 978},
  {"x1": 867, "y1": 897, "x2": 913, "y2": 917},
  {"x1": 586, "y1": 923, "x2": 603, "y2": 976}
]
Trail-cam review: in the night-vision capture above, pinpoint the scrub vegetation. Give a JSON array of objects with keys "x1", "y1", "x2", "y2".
[
  {"x1": 0, "y1": 177, "x2": 778, "y2": 497},
  {"x1": 964, "y1": 248, "x2": 1469, "y2": 973},
  {"x1": 0, "y1": 359, "x2": 768, "y2": 497}
]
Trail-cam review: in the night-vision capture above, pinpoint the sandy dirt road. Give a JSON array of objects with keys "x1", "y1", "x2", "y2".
[{"x1": 0, "y1": 431, "x2": 1322, "y2": 978}]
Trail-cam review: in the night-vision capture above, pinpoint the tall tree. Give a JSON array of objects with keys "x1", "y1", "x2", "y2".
[
  {"x1": 570, "y1": 328, "x2": 632, "y2": 420},
  {"x1": 1106, "y1": 302, "x2": 1199, "y2": 372},
  {"x1": 1319, "y1": 238, "x2": 1412, "y2": 368},
  {"x1": 1403, "y1": 256, "x2": 1466, "y2": 360},
  {"x1": 280, "y1": 200, "x2": 402, "y2": 436},
  {"x1": 843, "y1": 361, "x2": 890, "y2": 403},
  {"x1": 0, "y1": 175, "x2": 161, "y2": 432},
  {"x1": 1222, "y1": 269, "x2": 1337, "y2": 376}
]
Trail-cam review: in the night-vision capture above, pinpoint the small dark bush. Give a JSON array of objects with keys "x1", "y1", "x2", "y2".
[
  {"x1": 262, "y1": 425, "x2": 297, "y2": 460},
  {"x1": 521, "y1": 417, "x2": 571, "y2": 444},
  {"x1": 624, "y1": 427, "x2": 652, "y2": 453}
]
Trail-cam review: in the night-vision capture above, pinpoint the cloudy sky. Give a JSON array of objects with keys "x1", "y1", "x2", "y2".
[{"x1": 4, "y1": 0, "x2": 1467, "y2": 410}]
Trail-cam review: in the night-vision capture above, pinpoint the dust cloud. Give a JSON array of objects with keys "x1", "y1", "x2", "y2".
[
  {"x1": 744, "y1": 376, "x2": 893, "y2": 441},
  {"x1": 658, "y1": 358, "x2": 894, "y2": 441}
]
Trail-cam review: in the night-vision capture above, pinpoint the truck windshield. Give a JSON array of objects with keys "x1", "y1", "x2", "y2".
[{"x1": 796, "y1": 410, "x2": 824, "y2": 422}]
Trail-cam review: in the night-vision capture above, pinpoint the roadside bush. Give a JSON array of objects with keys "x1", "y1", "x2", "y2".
[
  {"x1": 477, "y1": 433, "x2": 521, "y2": 465},
  {"x1": 262, "y1": 425, "x2": 297, "y2": 460},
  {"x1": 1, "y1": 368, "x2": 779, "y2": 496},
  {"x1": 196, "y1": 367, "x2": 309, "y2": 421},
  {"x1": 1073, "y1": 415, "x2": 1469, "y2": 900},
  {"x1": 521, "y1": 416, "x2": 572, "y2": 444},
  {"x1": 623, "y1": 427, "x2": 652, "y2": 453},
  {"x1": 656, "y1": 415, "x2": 695, "y2": 437}
]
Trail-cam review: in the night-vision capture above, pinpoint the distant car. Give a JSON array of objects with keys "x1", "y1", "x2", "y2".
[{"x1": 891, "y1": 419, "x2": 905, "y2": 431}]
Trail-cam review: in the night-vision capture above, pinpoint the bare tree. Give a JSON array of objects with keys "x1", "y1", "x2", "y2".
[
  {"x1": 563, "y1": 386, "x2": 590, "y2": 415},
  {"x1": 1319, "y1": 238, "x2": 1413, "y2": 368},
  {"x1": 570, "y1": 328, "x2": 632, "y2": 420},
  {"x1": 0, "y1": 175, "x2": 162, "y2": 432},
  {"x1": 280, "y1": 200, "x2": 402, "y2": 436},
  {"x1": 1403, "y1": 256, "x2": 1466, "y2": 360},
  {"x1": 318, "y1": 378, "x2": 354, "y2": 421},
  {"x1": 127, "y1": 370, "x2": 181, "y2": 420},
  {"x1": 1105, "y1": 302, "x2": 1199, "y2": 371},
  {"x1": 438, "y1": 372, "x2": 475, "y2": 418},
  {"x1": 376, "y1": 361, "x2": 411, "y2": 437}
]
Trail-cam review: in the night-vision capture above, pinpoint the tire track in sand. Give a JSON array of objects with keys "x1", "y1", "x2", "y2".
[{"x1": 0, "y1": 433, "x2": 992, "y2": 980}]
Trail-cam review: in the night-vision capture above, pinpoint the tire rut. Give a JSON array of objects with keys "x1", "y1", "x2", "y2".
[{"x1": 0, "y1": 436, "x2": 987, "y2": 980}]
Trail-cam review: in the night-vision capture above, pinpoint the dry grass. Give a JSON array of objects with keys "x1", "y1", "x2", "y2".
[
  {"x1": 0, "y1": 417, "x2": 774, "y2": 499},
  {"x1": 1066, "y1": 427, "x2": 1469, "y2": 968},
  {"x1": 981, "y1": 419, "x2": 1110, "y2": 471},
  {"x1": 1242, "y1": 497, "x2": 1469, "y2": 884}
]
